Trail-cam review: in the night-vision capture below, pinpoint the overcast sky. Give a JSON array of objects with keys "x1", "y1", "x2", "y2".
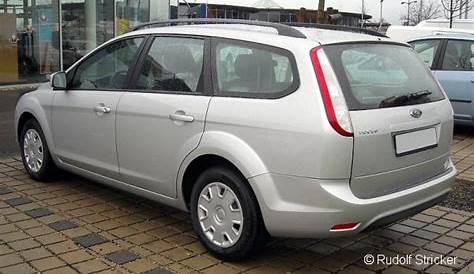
[
  {"x1": 325, "y1": 0, "x2": 472, "y2": 25},
  {"x1": 326, "y1": 0, "x2": 401, "y2": 24}
]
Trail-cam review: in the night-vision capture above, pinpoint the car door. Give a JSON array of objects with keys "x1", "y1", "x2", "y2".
[
  {"x1": 433, "y1": 39, "x2": 474, "y2": 122},
  {"x1": 116, "y1": 36, "x2": 211, "y2": 197},
  {"x1": 52, "y1": 37, "x2": 145, "y2": 179}
]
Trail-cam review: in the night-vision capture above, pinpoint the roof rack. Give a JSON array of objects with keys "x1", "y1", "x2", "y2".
[
  {"x1": 132, "y1": 18, "x2": 307, "y2": 39},
  {"x1": 284, "y1": 22, "x2": 388, "y2": 38},
  {"x1": 433, "y1": 30, "x2": 474, "y2": 36}
]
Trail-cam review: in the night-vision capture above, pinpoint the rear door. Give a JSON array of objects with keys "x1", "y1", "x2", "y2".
[
  {"x1": 323, "y1": 43, "x2": 453, "y2": 199},
  {"x1": 433, "y1": 39, "x2": 474, "y2": 122},
  {"x1": 116, "y1": 36, "x2": 211, "y2": 198}
]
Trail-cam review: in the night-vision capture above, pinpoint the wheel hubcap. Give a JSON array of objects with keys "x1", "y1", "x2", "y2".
[
  {"x1": 197, "y1": 182, "x2": 244, "y2": 248},
  {"x1": 23, "y1": 129, "x2": 44, "y2": 173}
]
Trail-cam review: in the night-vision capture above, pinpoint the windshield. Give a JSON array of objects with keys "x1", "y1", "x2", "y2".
[{"x1": 323, "y1": 43, "x2": 445, "y2": 110}]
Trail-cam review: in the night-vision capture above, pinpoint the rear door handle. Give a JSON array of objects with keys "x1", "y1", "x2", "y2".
[
  {"x1": 94, "y1": 105, "x2": 111, "y2": 114},
  {"x1": 169, "y1": 112, "x2": 194, "y2": 122}
]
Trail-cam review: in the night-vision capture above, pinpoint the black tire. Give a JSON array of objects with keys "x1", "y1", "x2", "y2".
[
  {"x1": 20, "y1": 119, "x2": 58, "y2": 181},
  {"x1": 190, "y1": 166, "x2": 269, "y2": 261}
]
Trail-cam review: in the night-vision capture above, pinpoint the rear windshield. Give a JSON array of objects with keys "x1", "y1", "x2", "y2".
[{"x1": 323, "y1": 43, "x2": 445, "y2": 110}]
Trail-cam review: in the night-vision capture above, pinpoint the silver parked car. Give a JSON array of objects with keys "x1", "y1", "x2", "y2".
[{"x1": 15, "y1": 19, "x2": 456, "y2": 260}]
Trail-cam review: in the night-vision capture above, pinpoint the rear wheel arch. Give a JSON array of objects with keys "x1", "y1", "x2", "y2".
[
  {"x1": 181, "y1": 154, "x2": 261, "y2": 212},
  {"x1": 181, "y1": 154, "x2": 256, "y2": 210}
]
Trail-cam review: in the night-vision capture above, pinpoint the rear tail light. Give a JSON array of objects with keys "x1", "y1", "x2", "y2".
[{"x1": 311, "y1": 47, "x2": 353, "y2": 137}]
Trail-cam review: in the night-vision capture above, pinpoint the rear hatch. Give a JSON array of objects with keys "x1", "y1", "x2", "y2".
[{"x1": 323, "y1": 43, "x2": 453, "y2": 199}]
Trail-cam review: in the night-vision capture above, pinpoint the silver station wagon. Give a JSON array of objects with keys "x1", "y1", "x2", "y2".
[{"x1": 15, "y1": 19, "x2": 456, "y2": 260}]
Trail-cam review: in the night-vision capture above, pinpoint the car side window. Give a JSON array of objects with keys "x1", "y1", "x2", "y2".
[
  {"x1": 410, "y1": 39, "x2": 441, "y2": 68},
  {"x1": 70, "y1": 37, "x2": 144, "y2": 90},
  {"x1": 134, "y1": 37, "x2": 205, "y2": 93},
  {"x1": 215, "y1": 40, "x2": 297, "y2": 98},
  {"x1": 442, "y1": 40, "x2": 474, "y2": 71}
]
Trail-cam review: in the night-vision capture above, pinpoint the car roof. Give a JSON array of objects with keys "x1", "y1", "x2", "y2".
[
  {"x1": 125, "y1": 24, "x2": 395, "y2": 46},
  {"x1": 294, "y1": 27, "x2": 391, "y2": 44},
  {"x1": 408, "y1": 33, "x2": 474, "y2": 42}
]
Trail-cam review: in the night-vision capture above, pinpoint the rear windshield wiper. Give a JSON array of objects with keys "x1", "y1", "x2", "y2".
[{"x1": 378, "y1": 90, "x2": 432, "y2": 108}]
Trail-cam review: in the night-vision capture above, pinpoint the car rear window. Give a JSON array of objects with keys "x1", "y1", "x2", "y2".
[{"x1": 323, "y1": 43, "x2": 445, "y2": 110}]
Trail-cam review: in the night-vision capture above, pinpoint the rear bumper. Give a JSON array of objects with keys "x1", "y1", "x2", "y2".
[{"x1": 248, "y1": 160, "x2": 456, "y2": 238}]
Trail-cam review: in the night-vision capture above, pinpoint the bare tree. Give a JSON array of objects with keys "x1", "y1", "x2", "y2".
[
  {"x1": 440, "y1": 0, "x2": 473, "y2": 27},
  {"x1": 400, "y1": 0, "x2": 441, "y2": 25}
]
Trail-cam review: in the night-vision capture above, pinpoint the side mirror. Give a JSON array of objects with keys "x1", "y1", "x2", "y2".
[{"x1": 51, "y1": 71, "x2": 67, "y2": 90}]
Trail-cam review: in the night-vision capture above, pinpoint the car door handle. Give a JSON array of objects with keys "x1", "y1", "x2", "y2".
[
  {"x1": 94, "y1": 105, "x2": 111, "y2": 114},
  {"x1": 169, "y1": 113, "x2": 194, "y2": 122}
]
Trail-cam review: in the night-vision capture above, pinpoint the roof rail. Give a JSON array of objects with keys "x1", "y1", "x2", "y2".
[
  {"x1": 433, "y1": 30, "x2": 474, "y2": 36},
  {"x1": 284, "y1": 22, "x2": 388, "y2": 38},
  {"x1": 132, "y1": 18, "x2": 307, "y2": 39}
]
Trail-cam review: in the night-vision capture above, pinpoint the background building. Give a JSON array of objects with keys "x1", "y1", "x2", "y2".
[
  {"x1": 0, "y1": 0, "x2": 170, "y2": 85},
  {"x1": 178, "y1": 0, "x2": 372, "y2": 26}
]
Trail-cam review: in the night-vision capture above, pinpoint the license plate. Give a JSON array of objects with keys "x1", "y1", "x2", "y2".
[{"x1": 395, "y1": 128, "x2": 438, "y2": 156}]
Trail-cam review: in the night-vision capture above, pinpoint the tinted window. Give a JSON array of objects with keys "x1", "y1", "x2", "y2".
[
  {"x1": 324, "y1": 44, "x2": 445, "y2": 110},
  {"x1": 410, "y1": 39, "x2": 441, "y2": 68},
  {"x1": 134, "y1": 37, "x2": 204, "y2": 93},
  {"x1": 215, "y1": 41, "x2": 296, "y2": 97},
  {"x1": 71, "y1": 38, "x2": 144, "y2": 90},
  {"x1": 442, "y1": 40, "x2": 474, "y2": 71}
]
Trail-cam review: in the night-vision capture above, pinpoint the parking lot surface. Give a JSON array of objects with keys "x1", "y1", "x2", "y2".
[
  {"x1": 0, "y1": 89, "x2": 473, "y2": 274},
  {"x1": 0, "y1": 157, "x2": 472, "y2": 274}
]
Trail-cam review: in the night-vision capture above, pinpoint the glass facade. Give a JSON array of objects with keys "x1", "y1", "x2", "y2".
[
  {"x1": 0, "y1": 0, "x2": 60, "y2": 83},
  {"x1": 116, "y1": 0, "x2": 149, "y2": 36},
  {"x1": 0, "y1": 0, "x2": 170, "y2": 85},
  {"x1": 61, "y1": 0, "x2": 115, "y2": 69}
]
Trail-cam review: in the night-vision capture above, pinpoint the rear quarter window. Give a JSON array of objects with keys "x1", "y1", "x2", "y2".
[
  {"x1": 213, "y1": 39, "x2": 299, "y2": 99},
  {"x1": 324, "y1": 43, "x2": 445, "y2": 110}
]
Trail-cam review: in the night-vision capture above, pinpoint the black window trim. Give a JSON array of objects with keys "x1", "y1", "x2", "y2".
[
  {"x1": 210, "y1": 37, "x2": 300, "y2": 99},
  {"x1": 439, "y1": 38, "x2": 474, "y2": 72},
  {"x1": 66, "y1": 34, "x2": 149, "y2": 92},
  {"x1": 408, "y1": 38, "x2": 445, "y2": 70},
  {"x1": 127, "y1": 34, "x2": 213, "y2": 97}
]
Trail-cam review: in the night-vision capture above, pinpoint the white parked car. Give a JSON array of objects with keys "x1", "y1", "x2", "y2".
[
  {"x1": 417, "y1": 19, "x2": 474, "y2": 29},
  {"x1": 386, "y1": 25, "x2": 474, "y2": 43}
]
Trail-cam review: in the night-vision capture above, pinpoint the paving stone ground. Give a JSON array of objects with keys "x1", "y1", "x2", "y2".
[
  {"x1": 451, "y1": 127, "x2": 474, "y2": 182},
  {"x1": 0, "y1": 157, "x2": 471, "y2": 274}
]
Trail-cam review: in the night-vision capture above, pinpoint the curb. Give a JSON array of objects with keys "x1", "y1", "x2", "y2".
[{"x1": 0, "y1": 83, "x2": 41, "y2": 93}]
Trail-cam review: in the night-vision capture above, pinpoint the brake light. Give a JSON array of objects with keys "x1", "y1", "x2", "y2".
[{"x1": 311, "y1": 47, "x2": 353, "y2": 137}]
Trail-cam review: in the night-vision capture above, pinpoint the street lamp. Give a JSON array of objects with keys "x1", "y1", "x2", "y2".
[
  {"x1": 379, "y1": 0, "x2": 384, "y2": 30},
  {"x1": 401, "y1": 0, "x2": 417, "y2": 26}
]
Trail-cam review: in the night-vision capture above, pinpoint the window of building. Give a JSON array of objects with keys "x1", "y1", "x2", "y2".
[
  {"x1": 70, "y1": 37, "x2": 144, "y2": 90},
  {"x1": 0, "y1": 0, "x2": 171, "y2": 85},
  {"x1": 0, "y1": 0, "x2": 60, "y2": 84},
  {"x1": 215, "y1": 40, "x2": 296, "y2": 97},
  {"x1": 134, "y1": 37, "x2": 205, "y2": 93},
  {"x1": 116, "y1": 0, "x2": 150, "y2": 36},
  {"x1": 61, "y1": 0, "x2": 115, "y2": 69}
]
